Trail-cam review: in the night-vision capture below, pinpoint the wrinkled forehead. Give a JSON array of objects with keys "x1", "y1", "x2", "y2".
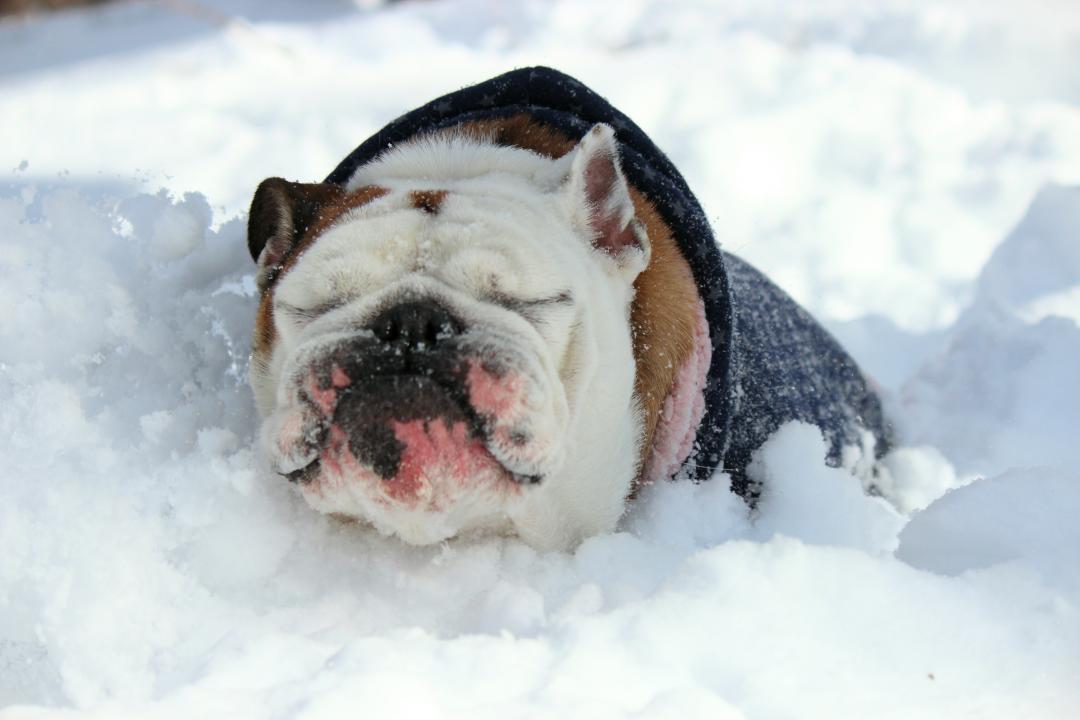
[{"x1": 312, "y1": 180, "x2": 573, "y2": 259}]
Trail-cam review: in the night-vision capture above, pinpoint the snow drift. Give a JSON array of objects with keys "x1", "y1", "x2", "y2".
[{"x1": 2, "y1": 133, "x2": 1078, "y2": 720}]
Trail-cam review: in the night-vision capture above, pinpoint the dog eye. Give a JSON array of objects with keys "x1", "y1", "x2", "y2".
[
  {"x1": 274, "y1": 299, "x2": 345, "y2": 323},
  {"x1": 485, "y1": 290, "x2": 573, "y2": 316}
]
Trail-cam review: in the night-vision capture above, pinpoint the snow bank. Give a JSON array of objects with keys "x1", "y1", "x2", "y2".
[
  {"x1": 899, "y1": 467, "x2": 1080, "y2": 586},
  {"x1": 2, "y1": 0, "x2": 1080, "y2": 717},
  {"x1": 1, "y1": 179, "x2": 1077, "y2": 718},
  {"x1": 902, "y1": 185, "x2": 1080, "y2": 477}
]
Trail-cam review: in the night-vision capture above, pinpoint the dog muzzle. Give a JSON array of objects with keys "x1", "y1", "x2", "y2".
[{"x1": 264, "y1": 297, "x2": 565, "y2": 530}]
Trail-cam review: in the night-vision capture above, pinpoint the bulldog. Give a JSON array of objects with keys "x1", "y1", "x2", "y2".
[{"x1": 247, "y1": 67, "x2": 890, "y2": 550}]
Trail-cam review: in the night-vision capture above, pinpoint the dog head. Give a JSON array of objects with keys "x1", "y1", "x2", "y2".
[{"x1": 248, "y1": 123, "x2": 650, "y2": 546}]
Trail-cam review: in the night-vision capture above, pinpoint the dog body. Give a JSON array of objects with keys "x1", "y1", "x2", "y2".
[{"x1": 248, "y1": 68, "x2": 890, "y2": 550}]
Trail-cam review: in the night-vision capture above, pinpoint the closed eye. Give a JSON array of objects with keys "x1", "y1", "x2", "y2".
[
  {"x1": 485, "y1": 290, "x2": 573, "y2": 316},
  {"x1": 274, "y1": 299, "x2": 346, "y2": 323}
]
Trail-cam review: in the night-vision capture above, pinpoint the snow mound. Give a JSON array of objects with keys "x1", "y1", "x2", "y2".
[
  {"x1": 902, "y1": 185, "x2": 1080, "y2": 476},
  {"x1": 899, "y1": 467, "x2": 1080, "y2": 585},
  {"x1": 1, "y1": 176, "x2": 1077, "y2": 718},
  {"x1": 748, "y1": 421, "x2": 904, "y2": 554}
]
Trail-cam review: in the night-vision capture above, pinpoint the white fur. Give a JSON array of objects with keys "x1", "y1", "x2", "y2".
[{"x1": 252, "y1": 125, "x2": 649, "y2": 550}]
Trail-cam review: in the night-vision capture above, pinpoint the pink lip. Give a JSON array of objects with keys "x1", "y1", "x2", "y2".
[
  {"x1": 465, "y1": 360, "x2": 526, "y2": 420},
  {"x1": 303, "y1": 417, "x2": 521, "y2": 510},
  {"x1": 282, "y1": 354, "x2": 543, "y2": 507}
]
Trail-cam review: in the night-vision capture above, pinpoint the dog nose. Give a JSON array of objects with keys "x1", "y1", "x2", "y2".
[{"x1": 370, "y1": 299, "x2": 463, "y2": 350}]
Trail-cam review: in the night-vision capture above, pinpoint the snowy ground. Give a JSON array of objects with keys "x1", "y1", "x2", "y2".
[{"x1": 2, "y1": 0, "x2": 1079, "y2": 717}]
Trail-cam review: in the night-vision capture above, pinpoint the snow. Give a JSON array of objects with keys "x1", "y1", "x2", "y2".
[
  {"x1": 901, "y1": 185, "x2": 1080, "y2": 477},
  {"x1": 899, "y1": 467, "x2": 1080, "y2": 584},
  {"x1": 1, "y1": 0, "x2": 1079, "y2": 717}
]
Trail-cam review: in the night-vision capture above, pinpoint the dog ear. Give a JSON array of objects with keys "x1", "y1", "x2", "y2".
[
  {"x1": 564, "y1": 123, "x2": 651, "y2": 279},
  {"x1": 247, "y1": 178, "x2": 344, "y2": 289}
]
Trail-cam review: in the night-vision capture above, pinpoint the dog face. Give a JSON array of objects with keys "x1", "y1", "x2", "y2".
[{"x1": 248, "y1": 124, "x2": 651, "y2": 548}]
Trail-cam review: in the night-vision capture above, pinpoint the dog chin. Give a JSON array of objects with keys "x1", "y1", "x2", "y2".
[
  {"x1": 268, "y1": 407, "x2": 530, "y2": 545},
  {"x1": 301, "y1": 416, "x2": 526, "y2": 544}
]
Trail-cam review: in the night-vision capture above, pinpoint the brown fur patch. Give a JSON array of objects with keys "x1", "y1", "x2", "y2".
[
  {"x1": 253, "y1": 185, "x2": 389, "y2": 363},
  {"x1": 440, "y1": 114, "x2": 578, "y2": 157},
  {"x1": 625, "y1": 186, "x2": 701, "y2": 491},
  {"x1": 281, "y1": 185, "x2": 390, "y2": 275},
  {"x1": 254, "y1": 290, "x2": 277, "y2": 367},
  {"x1": 437, "y1": 115, "x2": 703, "y2": 488},
  {"x1": 410, "y1": 189, "x2": 449, "y2": 214}
]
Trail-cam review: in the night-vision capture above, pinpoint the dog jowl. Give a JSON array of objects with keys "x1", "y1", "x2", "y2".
[{"x1": 248, "y1": 123, "x2": 653, "y2": 549}]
